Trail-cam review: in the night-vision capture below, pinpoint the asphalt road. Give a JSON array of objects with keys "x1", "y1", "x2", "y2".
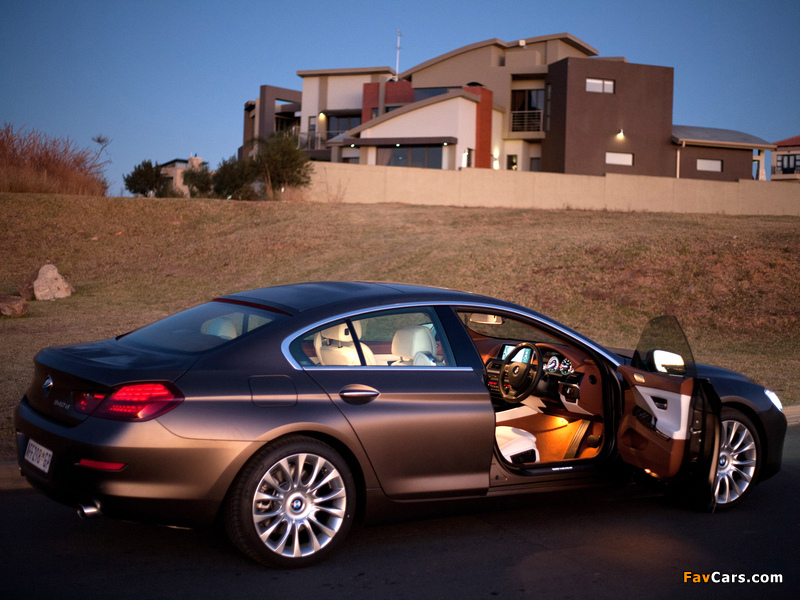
[{"x1": 2, "y1": 425, "x2": 798, "y2": 600}]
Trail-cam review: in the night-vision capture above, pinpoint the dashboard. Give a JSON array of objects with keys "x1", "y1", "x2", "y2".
[{"x1": 486, "y1": 342, "x2": 603, "y2": 418}]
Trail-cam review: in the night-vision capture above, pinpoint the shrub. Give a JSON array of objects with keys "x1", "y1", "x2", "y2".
[
  {"x1": 123, "y1": 160, "x2": 168, "y2": 197},
  {"x1": 0, "y1": 123, "x2": 109, "y2": 195},
  {"x1": 212, "y1": 156, "x2": 257, "y2": 200},
  {"x1": 182, "y1": 165, "x2": 213, "y2": 197},
  {"x1": 253, "y1": 133, "x2": 312, "y2": 200}
]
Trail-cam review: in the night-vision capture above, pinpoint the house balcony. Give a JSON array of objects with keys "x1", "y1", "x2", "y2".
[
  {"x1": 511, "y1": 110, "x2": 543, "y2": 132},
  {"x1": 297, "y1": 132, "x2": 333, "y2": 161},
  {"x1": 771, "y1": 167, "x2": 800, "y2": 182}
]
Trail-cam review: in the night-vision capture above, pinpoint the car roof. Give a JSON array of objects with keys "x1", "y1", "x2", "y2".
[
  {"x1": 220, "y1": 281, "x2": 622, "y2": 367},
  {"x1": 220, "y1": 281, "x2": 498, "y2": 315}
]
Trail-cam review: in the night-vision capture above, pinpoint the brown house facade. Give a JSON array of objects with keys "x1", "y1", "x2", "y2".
[{"x1": 241, "y1": 34, "x2": 774, "y2": 182}]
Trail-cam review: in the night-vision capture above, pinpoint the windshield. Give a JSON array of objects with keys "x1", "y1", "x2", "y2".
[
  {"x1": 119, "y1": 300, "x2": 285, "y2": 353},
  {"x1": 458, "y1": 310, "x2": 562, "y2": 346}
]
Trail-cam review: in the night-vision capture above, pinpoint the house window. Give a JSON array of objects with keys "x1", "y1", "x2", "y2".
[
  {"x1": 586, "y1": 78, "x2": 615, "y2": 94},
  {"x1": 327, "y1": 115, "x2": 361, "y2": 139},
  {"x1": 507, "y1": 155, "x2": 518, "y2": 171},
  {"x1": 529, "y1": 158, "x2": 541, "y2": 172},
  {"x1": 511, "y1": 89, "x2": 545, "y2": 132},
  {"x1": 377, "y1": 146, "x2": 443, "y2": 169},
  {"x1": 414, "y1": 88, "x2": 451, "y2": 102},
  {"x1": 545, "y1": 84, "x2": 551, "y2": 131},
  {"x1": 777, "y1": 154, "x2": 797, "y2": 174},
  {"x1": 697, "y1": 159, "x2": 723, "y2": 172},
  {"x1": 605, "y1": 152, "x2": 633, "y2": 166}
]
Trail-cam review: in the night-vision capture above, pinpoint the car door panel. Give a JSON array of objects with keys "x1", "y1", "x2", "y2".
[
  {"x1": 617, "y1": 365, "x2": 720, "y2": 507},
  {"x1": 305, "y1": 367, "x2": 495, "y2": 499}
]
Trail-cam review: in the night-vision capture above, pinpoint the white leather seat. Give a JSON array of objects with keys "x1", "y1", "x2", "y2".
[
  {"x1": 204, "y1": 316, "x2": 238, "y2": 340},
  {"x1": 314, "y1": 322, "x2": 376, "y2": 366},
  {"x1": 391, "y1": 325, "x2": 437, "y2": 366},
  {"x1": 496, "y1": 426, "x2": 539, "y2": 464}
]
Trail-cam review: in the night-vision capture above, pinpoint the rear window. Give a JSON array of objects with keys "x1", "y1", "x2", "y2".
[{"x1": 119, "y1": 300, "x2": 285, "y2": 353}]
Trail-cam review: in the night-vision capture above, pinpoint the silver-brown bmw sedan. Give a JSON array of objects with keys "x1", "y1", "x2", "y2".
[{"x1": 15, "y1": 282, "x2": 787, "y2": 567}]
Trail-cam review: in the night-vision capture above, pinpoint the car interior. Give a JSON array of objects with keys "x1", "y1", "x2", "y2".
[
  {"x1": 457, "y1": 311, "x2": 606, "y2": 469},
  {"x1": 293, "y1": 308, "x2": 606, "y2": 470}
]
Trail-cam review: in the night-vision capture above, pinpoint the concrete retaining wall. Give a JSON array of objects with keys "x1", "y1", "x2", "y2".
[{"x1": 308, "y1": 162, "x2": 800, "y2": 216}]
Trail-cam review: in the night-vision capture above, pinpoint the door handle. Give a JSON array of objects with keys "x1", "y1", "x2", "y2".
[{"x1": 339, "y1": 384, "x2": 380, "y2": 405}]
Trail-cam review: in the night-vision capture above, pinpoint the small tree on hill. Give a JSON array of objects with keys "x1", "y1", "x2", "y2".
[
  {"x1": 182, "y1": 165, "x2": 213, "y2": 198},
  {"x1": 123, "y1": 159, "x2": 167, "y2": 197},
  {"x1": 212, "y1": 155, "x2": 257, "y2": 200},
  {"x1": 252, "y1": 133, "x2": 312, "y2": 201}
]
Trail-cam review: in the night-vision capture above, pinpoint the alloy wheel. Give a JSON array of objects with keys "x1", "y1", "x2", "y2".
[
  {"x1": 251, "y1": 452, "x2": 348, "y2": 558},
  {"x1": 714, "y1": 418, "x2": 758, "y2": 506}
]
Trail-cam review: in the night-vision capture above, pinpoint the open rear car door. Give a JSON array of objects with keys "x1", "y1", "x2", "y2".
[{"x1": 616, "y1": 316, "x2": 721, "y2": 510}]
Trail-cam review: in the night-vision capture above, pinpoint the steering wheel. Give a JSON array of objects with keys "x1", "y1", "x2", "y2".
[{"x1": 497, "y1": 342, "x2": 544, "y2": 404}]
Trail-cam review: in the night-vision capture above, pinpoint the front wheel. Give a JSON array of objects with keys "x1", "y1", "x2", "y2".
[
  {"x1": 714, "y1": 408, "x2": 761, "y2": 509},
  {"x1": 225, "y1": 436, "x2": 356, "y2": 568}
]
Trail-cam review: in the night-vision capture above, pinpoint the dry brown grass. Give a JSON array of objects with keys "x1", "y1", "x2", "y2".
[
  {"x1": 1, "y1": 193, "x2": 798, "y2": 458},
  {"x1": 0, "y1": 124, "x2": 107, "y2": 196}
]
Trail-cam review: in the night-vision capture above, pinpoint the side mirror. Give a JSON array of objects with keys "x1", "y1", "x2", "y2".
[{"x1": 650, "y1": 350, "x2": 686, "y2": 375}]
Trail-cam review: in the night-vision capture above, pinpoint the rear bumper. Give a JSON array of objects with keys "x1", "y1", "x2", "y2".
[{"x1": 15, "y1": 397, "x2": 254, "y2": 526}]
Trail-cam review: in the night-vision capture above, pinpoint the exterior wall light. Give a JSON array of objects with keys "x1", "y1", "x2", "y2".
[{"x1": 617, "y1": 129, "x2": 624, "y2": 138}]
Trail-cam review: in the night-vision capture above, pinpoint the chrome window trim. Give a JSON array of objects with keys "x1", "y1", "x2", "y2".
[{"x1": 281, "y1": 301, "x2": 622, "y2": 370}]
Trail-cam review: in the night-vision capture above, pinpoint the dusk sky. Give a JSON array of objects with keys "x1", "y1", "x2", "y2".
[{"x1": 2, "y1": 0, "x2": 798, "y2": 195}]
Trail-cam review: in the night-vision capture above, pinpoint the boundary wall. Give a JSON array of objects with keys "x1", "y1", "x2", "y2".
[{"x1": 308, "y1": 162, "x2": 800, "y2": 216}]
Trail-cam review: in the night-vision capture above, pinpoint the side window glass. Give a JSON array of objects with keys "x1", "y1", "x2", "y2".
[
  {"x1": 290, "y1": 308, "x2": 455, "y2": 367},
  {"x1": 290, "y1": 319, "x2": 363, "y2": 367},
  {"x1": 352, "y1": 308, "x2": 454, "y2": 367}
]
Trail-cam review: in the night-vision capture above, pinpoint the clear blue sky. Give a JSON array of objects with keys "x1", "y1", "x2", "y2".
[{"x1": 2, "y1": 0, "x2": 798, "y2": 195}]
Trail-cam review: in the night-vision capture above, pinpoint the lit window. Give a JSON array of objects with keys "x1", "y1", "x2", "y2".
[
  {"x1": 697, "y1": 159, "x2": 723, "y2": 172},
  {"x1": 606, "y1": 152, "x2": 633, "y2": 166},
  {"x1": 586, "y1": 78, "x2": 615, "y2": 94}
]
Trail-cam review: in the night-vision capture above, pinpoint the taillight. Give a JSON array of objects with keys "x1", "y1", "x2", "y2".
[
  {"x1": 74, "y1": 383, "x2": 183, "y2": 422},
  {"x1": 74, "y1": 392, "x2": 106, "y2": 415}
]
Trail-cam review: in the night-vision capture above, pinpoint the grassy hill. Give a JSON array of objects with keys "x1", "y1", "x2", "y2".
[{"x1": 2, "y1": 193, "x2": 798, "y2": 458}]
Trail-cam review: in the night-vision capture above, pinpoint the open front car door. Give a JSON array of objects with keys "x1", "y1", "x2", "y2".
[{"x1": 616, "y1": 316, "x2": 721, "y2": 510}]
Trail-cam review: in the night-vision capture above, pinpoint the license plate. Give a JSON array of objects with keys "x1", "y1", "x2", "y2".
[{"x1": 24, "y1": 439, "x2": 53, "y2": 473}]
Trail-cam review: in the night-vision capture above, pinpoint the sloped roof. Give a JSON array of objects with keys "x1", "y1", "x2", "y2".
[
  {"x1": 297, "y1": 66, "x2": 394, "y2": 78},
  {"x1": 341, "y1": 89, "x2": 482, "y2": 140},
  {"x1": 399, "y1": 33, "x2": 598, "y2": 79},
  {"x1": 672, "y1": 126, "x2": 775, "y2": 150},
  {"x1": 774, "y1": 134, "x2": 800, "y2": 147}
]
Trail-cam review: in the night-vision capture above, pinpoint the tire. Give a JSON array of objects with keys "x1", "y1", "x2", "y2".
[
  {"x1": 224, "y1": 436, "x2": 355, "y2": 568},
  {"x1": 714, "y1": 408, "x2": 761, "y2": 509}
]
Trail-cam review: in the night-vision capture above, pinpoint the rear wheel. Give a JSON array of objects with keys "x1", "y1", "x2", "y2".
[
  {"x1": 225, "y1": 436, "x2": 355, "y2": 568},
  {"x1": 714, "y1": 408, "x2": 761, "y2": 509}
]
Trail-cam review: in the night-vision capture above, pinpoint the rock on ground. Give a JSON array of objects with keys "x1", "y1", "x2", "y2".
[
  {"x1": 19, "y1": 264, "x2": 75, "y2": 301},
  {"x1": 0, "y1": 295, "x2": 29, "y2": 317}
]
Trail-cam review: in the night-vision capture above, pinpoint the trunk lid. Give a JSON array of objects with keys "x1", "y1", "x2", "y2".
[{"x1": 25, "y1": 338, "x2": 197, "y2": 425}]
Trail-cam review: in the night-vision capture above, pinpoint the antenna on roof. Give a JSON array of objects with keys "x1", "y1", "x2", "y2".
[{"x1": 395, "y1": 30, "x2": 402, "y2": 81}]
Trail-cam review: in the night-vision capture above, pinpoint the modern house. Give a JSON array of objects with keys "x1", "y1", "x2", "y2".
[
  {"x1": 160, "y1": 156, "x2": 206, "y2": 196},
  {"x1": 771, "y1": 135, "x2": 800, "y2": 183},
  {"x1": 240, "y1": 33, "x2": 773, "y2": 182}
]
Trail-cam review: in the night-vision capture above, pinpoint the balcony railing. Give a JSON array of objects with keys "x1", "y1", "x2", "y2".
[
  {"x1": 297, "y1": 133, "x2": 328, "y2": 151},
  {"x1": 511, "y1": 110, "x2": 543, "y2": 132}
]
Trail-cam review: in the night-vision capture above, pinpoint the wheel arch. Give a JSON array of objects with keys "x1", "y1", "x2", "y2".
[
  {"x1": 220, "y1": 429, "x2": 371, "y2": 525},
  {"x1": 719, "y1": 396, "x2": 768, "y2": 482}
]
